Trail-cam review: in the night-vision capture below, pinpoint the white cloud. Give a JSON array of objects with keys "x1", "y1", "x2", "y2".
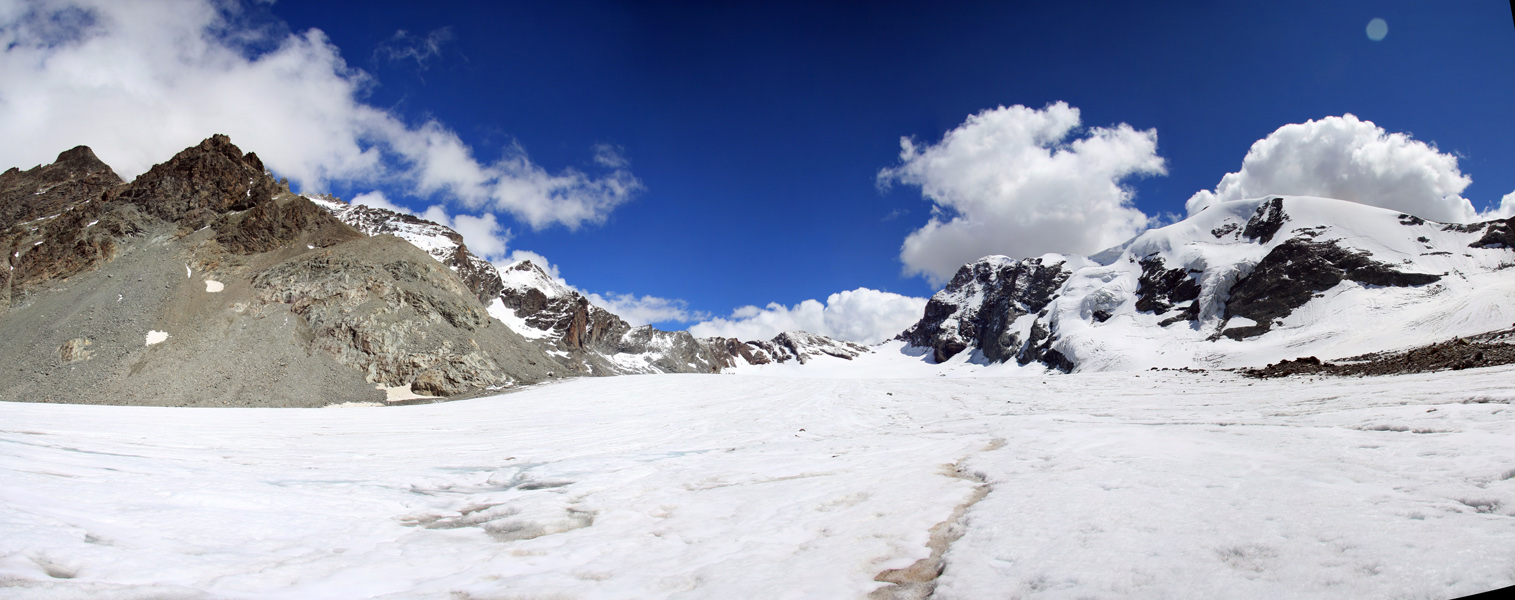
[
  {"x1": 1498, "y1": 192, "x2": 1515, "y2": 220},
  {"x1": 585, "y1": 292, "x2": 709, "y2": 327},
  {"x1": 879, "y1": 102, "x2": 1166, "y2": 285},
  {"x1": 349, "y1": 190, "x2": 514, "y2": 262},
  {"x1": 375, "y1": 27, "x2": 452, "y2": 69},
  {"x1": 1185, "y1": 114, "x2": 1482, "y2": 222},
  {"x1": 0, "y1": 0, "x2": 639, "y2": 230},
  {"x1": 689, "y1": 288, "x2": 928, "y2": 345}
]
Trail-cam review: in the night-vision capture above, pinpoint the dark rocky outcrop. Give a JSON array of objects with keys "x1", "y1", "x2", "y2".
[
  {"x1": 1241, "y1": 197, "x2": 1288, "y2": 243},
  {"x1": 0, "y1": 146, "x2": 128, "y2": 311},
  {"x1": 1222, "y1": 239, "x2": 1441, "y2": 339},
  {"x1": 1243, "y1": 328, "x2": 1515, "y2": 378},
  {"x1": 214, "y1": 194, "x2": 361, "y2": 254},
  {"x1": 108, "y1": 134, "x2": 277, "y2": 230},
  {"x1": 0, "y1": 145, "x2": 122, "y2": 231},
  {"x1": 897, "y1": 256, "x2": 1072, "y2": 365},
  {"x1": 1468, "y1": 215, "x2": 1515, "y2": 250},
  {"x1": 1134, "y1": 256, "x2": 1201, "y2": 318}
]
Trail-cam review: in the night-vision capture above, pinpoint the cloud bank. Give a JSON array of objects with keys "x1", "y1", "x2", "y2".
[
  {"x1": 584, "y1": 293, "x2": 710, "y2": 328},
  {"x1": 0, "y1": 0, "x2": 638, "y2": 230},
  {"x1": 1186, "y1": 114, "x2": 1494, "y2": 222},
  {"x1": 879, "y1": 102, "x2": 1166, "y2": 285},
  {"x1": 689, "y1": 288, "x2": 928, "y2": 345}
]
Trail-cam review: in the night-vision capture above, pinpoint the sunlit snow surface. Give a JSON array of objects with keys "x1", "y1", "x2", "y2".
[{"x1": 4, "y1": 352, "x2": 1515, "y2": 598}]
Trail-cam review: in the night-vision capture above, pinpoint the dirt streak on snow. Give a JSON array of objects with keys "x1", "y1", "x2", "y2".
[{"x1": 2, "y1": 364, "x2": 1514, "y2": 599}]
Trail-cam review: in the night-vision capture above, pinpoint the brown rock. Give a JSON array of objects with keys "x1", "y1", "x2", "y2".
[
  {"x1": 108, "y1": 134, "x2": 277, "y2": 230},
  {"x1": 214, "y1": 195, "x2": 361, "y2": 254},
  {"x1": 410, "y1": 369, "x2": 451, "y2": 396},
  {"x1": 0, "y1": 145, "x2": 122, "y2": 231},
  {"x1": 58, "y1": 338, "x2": 93, "y2": 364}
]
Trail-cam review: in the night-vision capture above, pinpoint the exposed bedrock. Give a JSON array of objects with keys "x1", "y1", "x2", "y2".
[
  {"x1": 0, "y1": 145, "x2": 122, "y2": 231},
  {"x1": 1135, "y1": 256, "x2": 1201, "y2": 322},
  {"x1": 1222, "y1": 238, "x2": 1441, "y2": 340},
  {"x1": 252, "y1": 235, "x2": 563, "y2": 395},
  {"x1": 108, "y1": 134, "x2": 279, "y2": 230},
  {"x1": 897, "y1": 256, "x2": 1072, "y2": 365}
]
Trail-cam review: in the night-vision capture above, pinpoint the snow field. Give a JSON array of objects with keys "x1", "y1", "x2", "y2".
[{"x1": 3, "y1": 366, "x2": 1515, "y2": 598}]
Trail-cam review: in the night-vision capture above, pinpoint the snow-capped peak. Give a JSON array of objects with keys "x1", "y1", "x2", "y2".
[
  {"x1": 499, "y1": 259, "x2": 576, "y2": 300},
  {"x1": 899, "y1": 195, "x2": 1515, "y2": 372}
]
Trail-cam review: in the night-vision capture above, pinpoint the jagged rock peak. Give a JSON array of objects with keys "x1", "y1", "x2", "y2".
[
  {"x1": 109, "y1": 134, "x2": 280, "y2": 229},
  {"x1": 749, "y1": 331, "x2": 870, "y2": 365},
  {"x1": 0, "y1": 144, "x2": 124, "y2": 230},
  {"x1": 500, "y1": 260, "x2": 576, "y2": 299},
  {"x1": 51, "y1": 145, "x2": 112, "y2": 172},
  {"x1": 896, "y1": 254, "x2": 1078, "y2": 365},
  {"x1": 895, "y1": 195, "x2": 1509, "y2": 373}
]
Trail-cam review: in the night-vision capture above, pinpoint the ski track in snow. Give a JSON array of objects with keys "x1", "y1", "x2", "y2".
[{"x1": 3, "y1": 363, "x2": 1515, "y2": 598}]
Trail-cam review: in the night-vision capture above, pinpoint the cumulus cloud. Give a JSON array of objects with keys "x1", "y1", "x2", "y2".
[
  {"x1": 688, "y1": 288, "x2": 928, "y2": 345},
  {"x1": 0, "y1": 0, "x2": 639, "y2": 230},
  {"x1": 585, "y1": 293, "x2": 710, "y2": 327},
  {"x1": 879, "y1": 102, "x2": 1166, "y2": 285},
  {"x1": 1185, "y1": 114, "x2": 1483, "y2": 222},
  {"x1": 420, "y1": 205, "x2": 509, "y2": 260},
  {"x1": 349, "y1": 190, "x2": 514, "y2": 262}
]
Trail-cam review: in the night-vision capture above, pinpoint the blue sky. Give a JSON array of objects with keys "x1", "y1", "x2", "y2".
[{"x1": 2, "y1": 1, "x2": 1513, "y2": 340}]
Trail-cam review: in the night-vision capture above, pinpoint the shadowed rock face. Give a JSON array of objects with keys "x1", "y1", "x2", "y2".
[
  {"x1": 1, "y1": 147, "x2": 132, "y2": 310},
  {"x1": 214, "y1": 195, "x2": 360, "y2": 254},
  {"x1": 0, "y1": 146, "x2": 123, "y2": 231},
  {"x1": 1222, "y1": 239, "x2": 1441, "y2": 340},
  {"x1": 896, "y1": 256, "x2": 1071, "y2": 365},
  {"x1": 1467, "y1": 215, "x2": 1515, "y2": 250},
  {"x1": 1241, "y1": 197, "x2": 1289, "y2": 243},
  {"x1": 109, "y1": 134, "x2": 278, "y2": 230},
  {"x1": 1135, "y1": 256, "x2": 1201, "y2": 318}
]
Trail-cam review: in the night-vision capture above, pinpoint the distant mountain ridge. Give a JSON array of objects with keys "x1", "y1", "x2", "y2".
[
  {"x1": 897, "y1": 195, "x2": 1515, "y2": 372},
  {"x1": 307, "y1": 195, "x2": 871, "y2": 376},
  {"x1": 0, "y1": 135, "x2": 874, "y2": 405},
  {"x1": 9, "y1": 135, "x2": 1515, "y2": 407},
  {"x1": 0, "y1": 136, "x2": 562, "y2": 405}
]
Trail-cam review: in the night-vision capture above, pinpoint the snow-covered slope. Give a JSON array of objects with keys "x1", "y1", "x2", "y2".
[
  {"x1": 6, "y1": 368, "x2": 1515, "y2": 598},
  {"x1": 902, "y1": 196, "x2": 1515, "y2": 372}
]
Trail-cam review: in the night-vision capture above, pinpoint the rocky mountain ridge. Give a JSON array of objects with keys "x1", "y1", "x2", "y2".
[
  {"x1": 898, "y1": 195, "x2": 1515, "y2": 372},
  {"x1": 0, "y1": 130, "x2": 874, "y2": 406},
  {"x1": 307, "y1": 197, "x2": 870, "y2": 375},
  {"x1": 0, "y1": 135, "x2": 566, "y2": 406},
  {"x1": 13, "y1": 135, "x2": 1501, "y2": 407}
]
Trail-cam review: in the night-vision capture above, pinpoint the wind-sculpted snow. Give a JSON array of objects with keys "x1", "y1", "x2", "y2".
[
  {"x1": 3, "y1": 365, "x2": 1515, "y2": 597},
  {"x1": 901, "y1": 195, "x2": 1515, "y2": 372}
]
